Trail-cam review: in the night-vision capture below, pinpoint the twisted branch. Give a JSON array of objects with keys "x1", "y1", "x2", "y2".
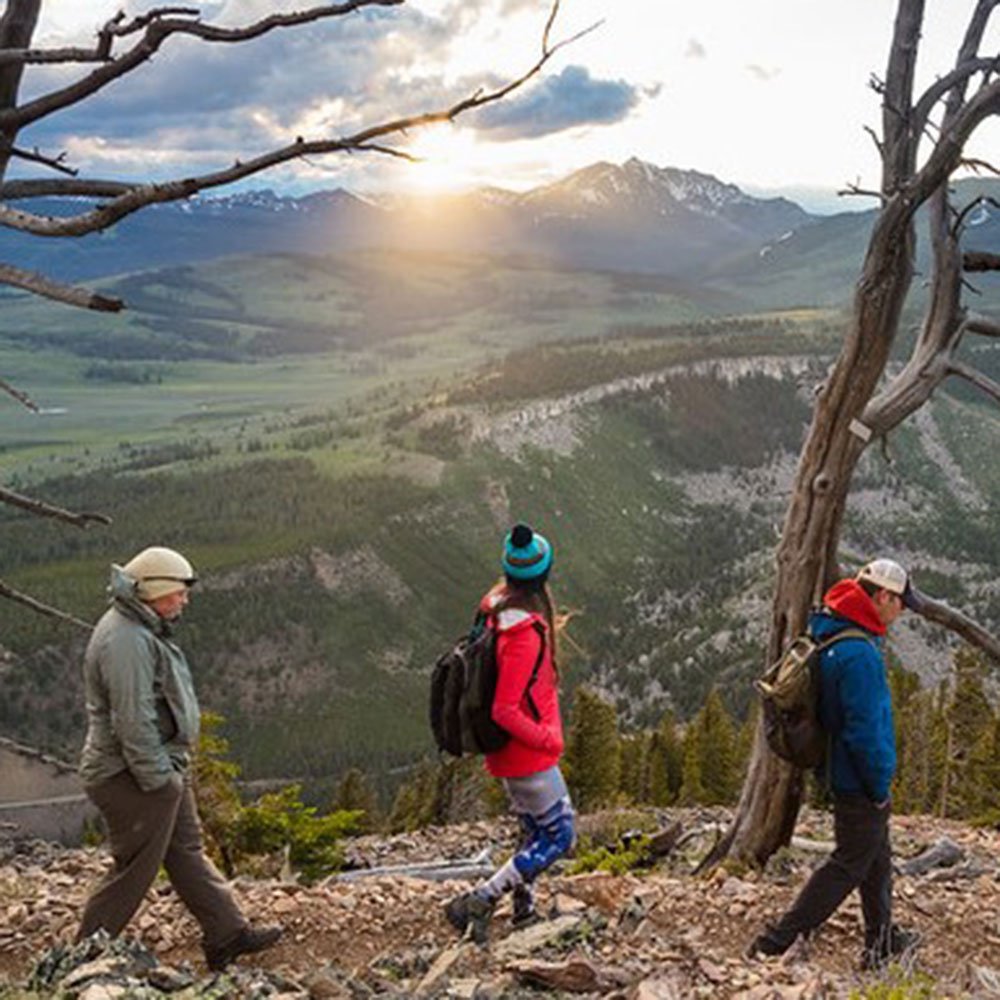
[
  {"x1": 0, "y1": 262, "x2": 123, "y2": 310},
  {"x1": 947, "y1": 359, "x2": 1000, "y2": 405},
  {"x1": 909, "y1": 587, "x2": 1000, "y2": 662},
  {"x1": 0, "y1": 485, "x2": 112, "y2": 528},
  {"x1": 0, "y1": 376, "x2": 38, "y2": 411},
  {"x1": 0, "y1": 579, "x2": 93, "y2": 631}
]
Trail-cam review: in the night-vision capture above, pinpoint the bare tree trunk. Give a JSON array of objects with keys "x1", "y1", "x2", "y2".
[
  {"x1": 703, "y1": 206, "x2": 917, "y2": 866},
  {"x1": 0, "y1": 0, "x2": 41, "y2": 181},
  {"x1": 704, "y1": 0, "x2": 1000, "y2": 867}
]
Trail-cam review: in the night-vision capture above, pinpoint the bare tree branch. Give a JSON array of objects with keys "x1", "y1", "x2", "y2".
[
  {"x1": 837, "y1": 181, "x2": 882, "y2": 200},
  {"x1": 913, "y1": 57, "x2": 1000, "y2": 134},
  {"x1": 947, "y1": 358, "x2": 1000, "y2": 405},
  {"x1": 967, "y1": 314, "x2": 1000, "y2": 337},
  {"x1": 0, "y1": 375, "x2": 38, "y2": 411},
  {"x1": 0, "y1": 484, "x2": 112, "y2": 528},
  {"x1": 964, "y1": 249, "x2": 1000, "y2": 271},
  {"x1": 353, "y1": 143, "x2": 417, "y2": 162},
  {"x1": 910, "y1": 78, "x2": 1000, "y2": 208},
  {"x1": 962, "y1": 156, "x2": 1000, "y2": 175},
  {"x1": 0, "y1": 579, "x2": 93, "y2": 631},
  {"x1": 0, "y1": 262, "x2": 123, "y2": 310},
  {"x1": 108, "y1": 8, "x2": 198, "y2": 37},
  {"x1": 0, "y1": 2, "x2": 594, "y2": 243},
  {"x1": 5, "y1": 143, "x2": 77, "y2": 175},
  {"x1": 0, "y1": 178, "x2": 137, "y2": 199},
  {"x1": 909, "y1": 587, "x2": 1000, "y2": 662},
  {"x1": 0, "y1": 45, "x2": 111, "y2": 66},
  {"x1": 862, "y1": 124, "x2": 884, "y2": 161},
  {"x1": 954, "y1": 195, "x2": 1000, "y2": 235}
]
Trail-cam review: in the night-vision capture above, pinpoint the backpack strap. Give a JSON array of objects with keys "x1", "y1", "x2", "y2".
[
  {"x1": 812, "y1": 627, "x2": 875, "y2": 654},
  {"x1": 523, "y1": 620, "x2": 547, "y2": 722}
]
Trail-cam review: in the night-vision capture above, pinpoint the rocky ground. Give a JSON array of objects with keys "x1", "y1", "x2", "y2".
[{"x1": 1, "y1": 808, "x2": 999, "y2": 999}]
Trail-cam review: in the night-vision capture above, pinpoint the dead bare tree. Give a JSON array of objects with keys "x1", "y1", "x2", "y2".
[
  {"x1": 707, "y1": 0, "x2": 1000, "y2": 868},
  {"x1": 0, "y1": 0, "x2": 589, "y2": 621}
]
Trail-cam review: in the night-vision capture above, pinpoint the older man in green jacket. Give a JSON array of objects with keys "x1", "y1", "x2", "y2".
[{"x1": 77, "y1": 546, "x2": 281, "y2": 971}]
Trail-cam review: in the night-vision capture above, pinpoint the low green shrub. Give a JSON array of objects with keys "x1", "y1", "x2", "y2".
[{"x1": 849, "y1": 969, "x2": 942, "y2": 1000}]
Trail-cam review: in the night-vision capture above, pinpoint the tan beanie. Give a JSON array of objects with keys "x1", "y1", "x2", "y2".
[{"x1": 122, "y1": 546, "x2": 197, "y2": 602}]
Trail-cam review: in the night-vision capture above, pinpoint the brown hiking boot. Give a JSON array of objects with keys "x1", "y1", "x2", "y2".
[{"x1": 205, "y1": 924, "x2": 283, "y2": 972}]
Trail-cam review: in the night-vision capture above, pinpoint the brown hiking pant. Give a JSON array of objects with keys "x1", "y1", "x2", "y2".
[{"x1": 77, "y1": 769, "x2": 246, "y2": 949}]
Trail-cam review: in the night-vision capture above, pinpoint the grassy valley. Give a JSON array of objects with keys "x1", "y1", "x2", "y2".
[{"x1": 1, "y1": 246, "x2": 998, "y2": 800}]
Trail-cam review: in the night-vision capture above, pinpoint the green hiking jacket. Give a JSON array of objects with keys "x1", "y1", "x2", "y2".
[{"x1": 79, "y1": 566, "x2": 200, "y2": 792}]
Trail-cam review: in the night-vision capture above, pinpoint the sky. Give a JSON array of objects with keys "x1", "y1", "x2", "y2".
[{"x1": 21, "y1": 0, "x2": 1000, "y2": 213}]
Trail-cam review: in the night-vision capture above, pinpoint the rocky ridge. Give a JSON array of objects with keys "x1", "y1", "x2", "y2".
[{"x1": 2, "y1": 809, "x2": 999, "y2": 999}]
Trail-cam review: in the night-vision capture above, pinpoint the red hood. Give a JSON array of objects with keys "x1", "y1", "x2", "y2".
[{"x1": 822, "y1": 579, "x2": 886, "y2": 635}]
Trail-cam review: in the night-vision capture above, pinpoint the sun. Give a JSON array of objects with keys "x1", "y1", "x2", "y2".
[{"x1": 399, "y1": 125, "x2": 488, "y2": 194}]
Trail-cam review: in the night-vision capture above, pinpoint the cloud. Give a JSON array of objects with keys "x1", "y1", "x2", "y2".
[
  {"x1": 472, "y1": 65, "x2": 640, "y2": 140},
  {"x1": 19, "y1": 5, "x2": 481, "y2": 173},
  {"x1": 685, "y1": 38, "x2": 707, "y2": 60},
  {"x1": 746, "y1": 64, "x2": 782, "y2": 82},
  {"x1": 17, "y1": 3, "x2": 643, "y2": 188}
]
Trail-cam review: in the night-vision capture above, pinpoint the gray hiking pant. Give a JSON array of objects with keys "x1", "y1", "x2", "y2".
[{"x1": 77, "y1": 769, "x2": 247, "y2": 950}]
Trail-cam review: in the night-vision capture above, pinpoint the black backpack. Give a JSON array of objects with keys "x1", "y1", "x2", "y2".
[
  {"x1": 755, "y1": 626, "x2": 871, "y2": 768},
  {"x1": 429, "y1": 610, "x2": 546, "y2": 757}
]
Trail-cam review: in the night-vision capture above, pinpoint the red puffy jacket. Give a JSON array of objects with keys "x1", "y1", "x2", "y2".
[{"x1": 480, "y1": 586, "x2": 564, "y2": 779}]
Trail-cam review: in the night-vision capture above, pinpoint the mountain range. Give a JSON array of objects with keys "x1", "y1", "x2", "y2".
[
  {"x1": 0, "y1": 158, "x2": 851, "y2": 283},
  {"x1": 5, "y1": 157, "x2": 998, "y2": 315}
]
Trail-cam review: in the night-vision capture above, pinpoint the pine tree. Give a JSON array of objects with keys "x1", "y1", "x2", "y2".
[
  {"x1": 619, "y1": 732, "x2": 651, "y2": 804},
  {"x1": 894, "y1": 688, "x2": 937, "y2": 815},
  {"x1": 387, "y1": 757, "x2": 490, "y2": 832},
  {"x1": 677, "y1": 722, "x2": 706, "y2": 806},
  {"x1": 696, "y1": 688, "x2": 740, "y2": 804},
  {"x1": 332, "y1": 768, "x2": 380, "y2": 833},
  {"x1": 965, "y1": 717, "x2": 1000, "y2": 823},
  {"x1": 433, "y1": 757, "x2": 490, "y2": 825},
  {"x1": 388, "y1": 759, "x2": 439, "y2": 832},
  {"x1": 648, "y1": 710, "x2": 683, "y2": 806},
  {"x1": 564, "y1": 686, "x2": 621, "y2": 813},
  {"x1": 943, "y1": 647, "x2": 995, "y2": 818},
  {"x1": 193, "y1": 712, "x2": 243, "y2": 877},
  {"x1": 734, "y1": 701, "x2": 757, "y2": 783}
]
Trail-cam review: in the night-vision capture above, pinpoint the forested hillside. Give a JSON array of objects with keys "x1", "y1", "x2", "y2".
[{"x1": 2, "y1": 250, "x2": 998, "y2": 801}]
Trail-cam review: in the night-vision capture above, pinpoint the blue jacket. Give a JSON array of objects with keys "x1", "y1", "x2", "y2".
[{"x1": 811, "y1": 585, "x2": 896, "y2": 802}]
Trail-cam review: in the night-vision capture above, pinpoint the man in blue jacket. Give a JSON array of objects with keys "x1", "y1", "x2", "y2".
[{"x1": 749, "y1": 558, "x2": 919, "y2": 969}]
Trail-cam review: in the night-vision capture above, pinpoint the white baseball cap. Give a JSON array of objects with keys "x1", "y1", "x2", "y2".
[{"x1": 856, "y1": 558, "x2": 915, "y2": 608}]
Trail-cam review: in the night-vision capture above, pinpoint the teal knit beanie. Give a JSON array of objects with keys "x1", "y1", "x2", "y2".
[{"x1": 502, "y1": 523, "x2": 553, "y2": 581}]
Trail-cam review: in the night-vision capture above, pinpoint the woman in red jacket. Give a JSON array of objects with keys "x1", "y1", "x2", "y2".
[{"x1": 445, "y1": 523, "x2": 575, "y2": 944}]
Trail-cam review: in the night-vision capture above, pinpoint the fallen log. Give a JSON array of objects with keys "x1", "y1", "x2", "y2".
[
  {"x1": 646, "y1": 821, "x2": 683, "y2": 860},
  {"x1": 898, "y1": 836, "x2": 965, "y2": 877},
  {"x1": 330, "y1": 847, "x2": 494, "y2": 883},
  {"x1": 790, "y1": 835, "x2": 835, "y2": 855}
]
